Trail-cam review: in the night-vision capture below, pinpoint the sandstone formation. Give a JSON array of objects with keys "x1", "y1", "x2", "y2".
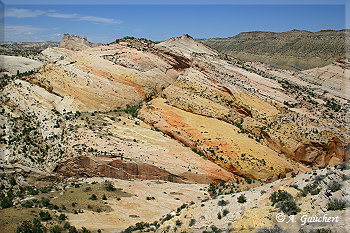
[
  {"x1": 1, "y1": 33, "x2": 349, "y2": 183},
  {"x1": 59, "y1": 34, "x2": 95, "y2": 51},
  {"x1": 0, "y1": 32, "x2": 349, "y2": 233}
]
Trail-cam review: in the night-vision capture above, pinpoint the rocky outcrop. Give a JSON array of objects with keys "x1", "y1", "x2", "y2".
[
  {"x1": 294, "y1": 137, "x2": 349, "y2": 167},
  {"x1": 154, "y1": 166, "x2": 350, "y2": 233},
  {"x1": 59, "y1": 34, "x2": 94, "y2": 51},
  {"x1": 54, "y1": 156, "x2": 183, "y2": 183}
]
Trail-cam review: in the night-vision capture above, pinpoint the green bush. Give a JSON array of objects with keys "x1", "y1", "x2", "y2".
[
  {"x1": 269, "y1": 190, "x2": 292, "y2": 205},
  {"x1": 327, "y1": 182, "x2": 342, "y2": 192},
  {"x1": 189, "y1": 218, "x2": 196, "y2": 227},
  {"x1": 41, "y1": 197, "x2": 51, "y2": 207},
  {"x1": 39, "y1": 211, "x2": 52, "y2": 221},
  {"x1": 81, "y1": 227, "x2": 91, "y2": 233},
  {"x1": 16, "y1": 218, "x2": 46, "y2": 233},
  {"x1": 218, "y1": 200, "x2": 229, "y2": 206},
  {"x1": 104, "y1": 181, "x2": 116, "y2": 191},
  {"x1": 327, "y1": 198, "x2": 347, "y2": 211},
  {"x1": 49, "y1": 225, "x2": 62, "y2": 233},
  {"x1": 257, "y1": 225, "x2": 283, "y2": 233},
  {"x1": 68, "y1": 226, "x2": 78, "y2": 233},
  {"x1": 0, "y1": 196, "x2": 13, "y2": 208},
  {"x1": 222, "y1": 209, "x2": 230, "y2": 217},
  {"x1": 124, "y1": 104, "x2": 142, "y2": 118},
  {"x1": 89, "y1": 194, "x2": 97, "y2": 200},
  {"x1": 237, "y1": 194, "x2": 246, "y2": 203},
  {"x1": 21, "y1": 200, "x2": 33, "y2": 208},
  {"x1": 58, "y1": 213, "x2": 66, "y2": 221},
  {"x1": 276, "y1": 200, "x2": 301, "y2": 215}
]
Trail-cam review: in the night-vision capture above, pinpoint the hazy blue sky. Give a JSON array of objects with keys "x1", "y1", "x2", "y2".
[{"x1": 1, "y1": 0, "x2": 348, "y2": 43}]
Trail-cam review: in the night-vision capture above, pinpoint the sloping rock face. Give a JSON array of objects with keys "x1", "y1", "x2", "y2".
[
  {"x1": 155, "y1": 166, "x2": 350, "y2": 233},
  {"x1": 1, "y1": 34, "x2": 349, "y2": 184},
  {"x1": 54, "y1": 156, "x2": 184, "y2": 182},
  {"x1": 139, "y1": 98, "x2": 306, "y2": 181},
  {"x1": 59, "y1": 34, "x2": 94, "y2": 51},
  {"x1": 0, "y1": 55, "x2": 43, "y2": 76}
]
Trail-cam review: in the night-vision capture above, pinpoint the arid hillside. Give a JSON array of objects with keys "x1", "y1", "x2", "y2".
[
  {"x1": 199, "y1": 29, "x2": 349, "y2": 70},
  {"x1": 0, "y1": 33, "x2": 349, "y2": 232}
]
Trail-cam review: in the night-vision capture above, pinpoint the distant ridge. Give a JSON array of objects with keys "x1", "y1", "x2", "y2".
[{"x1": 199, "y1": 29, "x2": 349, "y2": 70}]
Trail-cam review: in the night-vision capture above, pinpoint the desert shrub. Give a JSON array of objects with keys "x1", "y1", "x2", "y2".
[
  {"x1": 39, "y1": 211, "x2": 52, "y2": 221},
  {"x1": 237, "y1": 194, "x2": 247, "y2": 203},
  {"x1": 270, "y1": 190, "x2": 292, "y2": 205},
  {"x1": 176, "y1": 203, "x2": 187, "y2": 213},
  {"x1": 217, "y1": 212, "x2": 222, "y2": 219},
  {"x1": 313, "y1": 175, "x2": 325, "y2": 183},
  {"x1": 40, "y1": 186, "x2": 52, "y2": 193},
  {"x1": 102, "y1": 194, "x2": 107, "y2": 200},
  {"x1": 342, "y1": 174, "x2": 350, "y2": 181},
  {"x1": 49, "y1": 225, "x2": 62, "y2": 233},
  {"x1": 58, "y1": 213, "x2": 66, "y2": 221},
  {"x1": 0, "y1": 196, "x2": 13, "y2": 208},
  {"x1": 89, "y1": 194, "x2": 97, "y2": 200},
  {"x1": 124, "y1": 104, "x2": 142, "y2": 117},
  {"x1": 327, "y1": 198, "x2": 347, "y2": 211},
  {"x1": 257, "y1": 225, "x2": 284, "y2": 233},
  {"x1": 189, "y1": 218, "x2": 196, "y2": 227},
  {"x1": 245, "y1": 177, "x2": 252, "y2": 184},
  {"x1": 299, "y1": 228, "x2": 333, "y2": 233},
  {"x1": 27, "y1": 186, "x2": 39, "y2": 195},
  {"x1": 222, "y1": 209, "x2": 230, "y2": 217},
  {"x1": 104, "y1": 181, "x2": 116, "y2": 191},
  {"x1": 336, "y1": 163, "x2": 350, "y2": 171},
  {"x1": 68, "y1": 226, "x2": 78, "y2": 233},
  {"x1": 81, "y1": 227, "x2": 91, "y2": 233},
  {"x1": 161, "y1": 214, "x2": 173, "y2": 223},
  {"x1": 175, "y1": 220, "x2": 182, "y2": 226},
  {"x1": 16, "y1": 218, "x2": 46, "y2": 233},
  {"x1": 218, "y1": 199, "x2": 229, "y2": 206},
  {"x1": 276, "y1": 200, "x2": 301, "y2": 215},
  {"x1": 21, "y1": 200, "x2": 33, "y2": 208},
  {"x1": 327, "y1": 182, "x2": 342, "y2": 192},
  {"x1": 41, "y1": 197, "x2": 51, "y2": 207},
  {"x1": 210, "y1": 225, "x2": 221, "y2": 233}
]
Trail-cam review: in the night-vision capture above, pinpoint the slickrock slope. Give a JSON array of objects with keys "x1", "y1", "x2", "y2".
[
  {"x1": 1, "y1": 33, "x2": 349, "y2": 184},
  {"x1": 139, "y1": 98, "x2": 305, "y2": 181},
  {"x1": 155, "y1": 34, "x2": 218, "y2": 59},
  {"x1": 1, "y1": 33, "x2": 350, "y2": 233},
  {"x1": 0, "y1": 55, "x2": 43, "y2": 76},
  {"x1": 302, "y1": 58, "x2": 350, "y2": 100},
  {"x1": 54, "y1": 111, "x2": 234, "y2": 183},
  {"x1": 154, "y1": 165, "x2": 350, "y2": 233}
]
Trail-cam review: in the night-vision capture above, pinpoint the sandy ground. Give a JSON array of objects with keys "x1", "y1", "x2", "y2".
[{"x1": 66, "y1": 177, "x2": 208, "y2": 232}]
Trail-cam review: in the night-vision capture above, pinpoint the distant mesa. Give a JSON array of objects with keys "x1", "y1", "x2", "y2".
[{"x1": 59, "y1": 33, "x2": 95, "y2": 51}]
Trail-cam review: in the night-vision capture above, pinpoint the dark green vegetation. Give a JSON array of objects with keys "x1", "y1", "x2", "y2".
[
  {"x1": 327, "y1": 198, "x2": 347, "y2": 211},
  {"x1": 200, "y1": 29, "x2": 349, "y2": 70},
  {"x1": 269, "y1": 190, "x2": 300, "y2": 215},
  {"x1": 0, "y1": 175, "x2": 130, "y2": 232},
  {"x1": 112, "y1": 36, "x2": 156, "y2": 51}
]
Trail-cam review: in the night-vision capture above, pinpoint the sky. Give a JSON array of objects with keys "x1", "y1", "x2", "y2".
[{"x1": 1, "y1": 0, "x2": 349, "y2": 43}]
